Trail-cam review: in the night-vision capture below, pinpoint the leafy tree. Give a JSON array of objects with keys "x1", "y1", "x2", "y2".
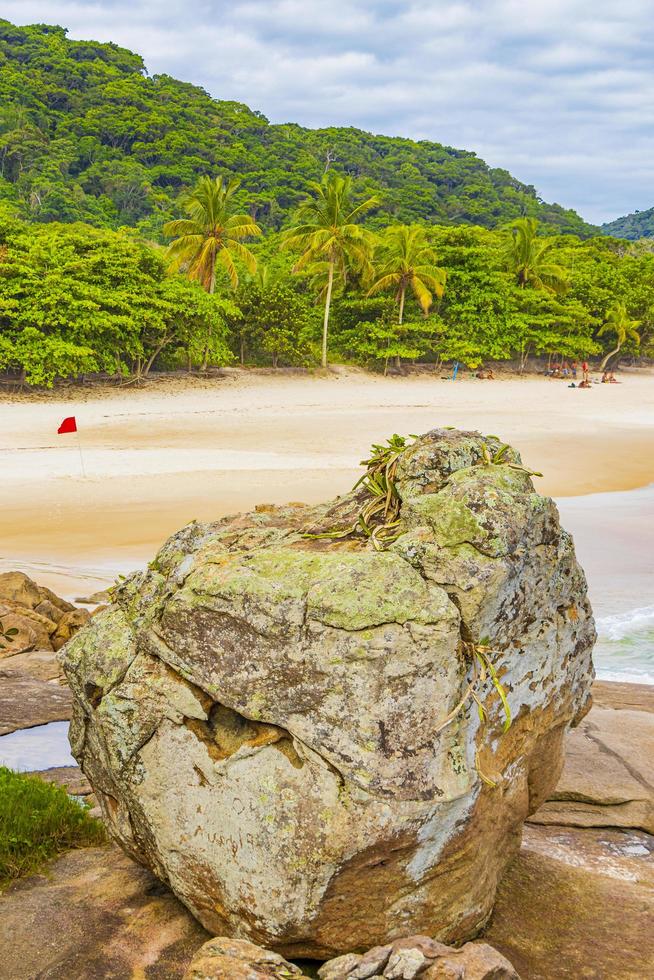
[
  {"x1": 598, "y1": 301, "x2": 640, "y2": 369},
  {"x1": 230, "y1": 272, "x2": 315, "y2": 367},
  {"x1": 368, "y1": 225, "x2": 446, "y2": 368},
  {"x1": 0, "y1": 212, "x2": 234, "y2": 385},
  {"x1": 283, "y1": 172, "x2": 377, "y2": 367},
  {"x1": 504, "y1": 218, "x2": 568, "y2": 294}
]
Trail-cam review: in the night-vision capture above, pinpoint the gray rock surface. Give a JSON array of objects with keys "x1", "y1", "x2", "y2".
[
  {"x1": 62, "y1": 428, "x2": 595, "y2": 956},
  {"x1": 0, "y1": 667, "x2": 72, "y2": 735}
]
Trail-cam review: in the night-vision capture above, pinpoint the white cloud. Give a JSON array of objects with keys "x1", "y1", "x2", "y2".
[{"x1": 3, "y1": 0, "x2": 654, "y2": 223}]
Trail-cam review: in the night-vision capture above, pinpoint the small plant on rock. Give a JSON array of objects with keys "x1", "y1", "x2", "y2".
[
  {"x1": 305, "y1": 433, "x2": 414, "y2": 550},
  {"x1": 0, "y1": 620, "x2": 19, "y2": 651}
]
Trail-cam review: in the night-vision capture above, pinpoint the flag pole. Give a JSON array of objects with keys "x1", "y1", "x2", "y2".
[{"x1": 76, "y1": 431, "x2": 86, "y2": 479}]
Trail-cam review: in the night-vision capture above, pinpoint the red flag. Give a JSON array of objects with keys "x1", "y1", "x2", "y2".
[{"x1": 58, "y1": 416, "x2": 77, "y2": 434}]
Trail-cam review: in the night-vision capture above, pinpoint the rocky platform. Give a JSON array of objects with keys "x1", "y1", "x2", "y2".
[{"x1": 0, "y1": 846, "x2": 208, "y2": 980}]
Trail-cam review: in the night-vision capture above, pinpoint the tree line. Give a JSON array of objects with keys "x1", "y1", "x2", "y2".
[{"x1": 0, "y1": 171, "x2": 650, "y2": 387}]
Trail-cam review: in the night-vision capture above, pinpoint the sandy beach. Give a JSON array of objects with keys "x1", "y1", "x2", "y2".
[{"x1": 1, "y1": 368, "x2": 653, "y2": 597}]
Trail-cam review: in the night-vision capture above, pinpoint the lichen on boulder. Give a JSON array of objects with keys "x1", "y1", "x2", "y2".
[{"x1": 61, "y1": 428, "x2": 595, "y2": 958}]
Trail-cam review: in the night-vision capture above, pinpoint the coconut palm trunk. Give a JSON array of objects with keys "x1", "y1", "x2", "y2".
[
  {"x1": 599, "y1": 342, "x2": 621, "y2": 372},
  {"x1": 201, "y1": 256, "x2": 217, "y2": 371},
  {"x1": 394, "y1": 285, "x2": 406, "y2": 370},
  {"x1": 282, "y1": 173, "x2": 377, "y2": 370},
  {"x1": 321, "y1": 259, "x2": 335, "y2": 369}
]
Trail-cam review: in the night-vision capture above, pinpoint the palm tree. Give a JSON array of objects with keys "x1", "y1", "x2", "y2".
[
  {"x1": 504, "y1": 217, "x2": 568, "y2": 294},
  {"x1": 368, "y1": 225, "x2": 446, "y2": 368},
  {"x1": 283, "y1": 172, "x2": 377, "y2": 368},
  {"x1": 164, "y1": 176, "x2": 261, "y2": 292},
  {"x1": 598, "y1": 301, "x2": 640, "y2": 370},
  {"x1": 164, "y1": 175, "x2": 261, "y2": 369}
]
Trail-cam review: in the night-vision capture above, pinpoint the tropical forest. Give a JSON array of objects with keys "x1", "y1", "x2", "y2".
[{"x1": 0, "y1": 18, "x2": 652, "y2": 386}]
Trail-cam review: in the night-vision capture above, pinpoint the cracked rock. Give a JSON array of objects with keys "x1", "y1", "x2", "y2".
[{"x1": 61, "y1": 428, "x2": 594, "y2": 958}]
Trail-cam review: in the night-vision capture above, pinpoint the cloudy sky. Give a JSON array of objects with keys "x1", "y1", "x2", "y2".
[{"x1": 6, "y1": 1, "x2": 654, "y2": 223}]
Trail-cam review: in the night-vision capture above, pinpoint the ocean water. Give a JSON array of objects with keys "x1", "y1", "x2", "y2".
[
  {"x1": 558, "y1": 484, "x2": 654, "y2": 685},
  {"x1": 0, "y1": 721, "x2": 75, "y2": 771}
]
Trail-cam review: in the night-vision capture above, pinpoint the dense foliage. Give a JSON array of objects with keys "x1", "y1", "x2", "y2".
[
  {"x1": 0, "y1": 18, "x2": 597, "y2": 237},
  {"x1": 0, "y1": 206, "x2": 235, "y2": 385},
  {"x1": 602, "y1": 206, "x2": 654, "y2": 241},
  {"x1": 1, "y1": 197, "x2": 651, "y2": 385}
]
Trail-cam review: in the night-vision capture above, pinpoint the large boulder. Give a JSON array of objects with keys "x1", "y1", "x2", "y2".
[{"x1": 61, "y1": 429, "x2": 595, "y2": 957}]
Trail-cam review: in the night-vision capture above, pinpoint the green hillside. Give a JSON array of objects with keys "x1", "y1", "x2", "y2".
[
  {"x1": 602, "y1": 207, "x2": 654, "y2": 240},
  {"x1": 0, "y1": 19, "x2": 597, "y2": 237}
]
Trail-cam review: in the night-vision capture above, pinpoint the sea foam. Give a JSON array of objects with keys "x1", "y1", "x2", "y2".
[{"x1": 596, "y1": 605, "x2": 654, "y2": 641}]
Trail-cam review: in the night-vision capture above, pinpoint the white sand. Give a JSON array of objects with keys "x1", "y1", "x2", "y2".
[{"x1": 1, "y1": 368, "x2": 653, "y2": 598}]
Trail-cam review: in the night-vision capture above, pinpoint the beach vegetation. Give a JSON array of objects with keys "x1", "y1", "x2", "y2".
[
  {"x1": 503, "y1": 217, "x2": 569, "y2": 294},
  {"x1": 163, "y1": 175, "x2": 261, "y2": 294},
  {"x1": 0, "y1": 767, "x2": 106, "y2": 887},
  {"x1": 305, "y1": 433, "x2": 412, "y2": 550}
]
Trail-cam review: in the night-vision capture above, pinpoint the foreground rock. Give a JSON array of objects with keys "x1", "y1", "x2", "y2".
[
  {"x1": 0, "y1": 845, "x2": 208, "y2": 980},
  {"x1": 486, "y1": 823, "x2": 654, "y2": 979},
  {"x1": 530, "y1": 679, "x2": 654, "y2": 834},
  {"x1": 62, "y1": 429, "x2": 595, "y2": 956},
  {"x1": 0, "y1": 666, "x2": 72, "y2": 734},
  {"x1": 0, "y1": 571, "x2": 89, "y2": 655},
  {"x1": 2, "y1": 812, "x2": 649, "y2": 977},
  {"x1": 184, "y1": 937, "x2": 306, "y2": 978},
  {"x1": 318, "y1": 936, "x2": 519, "y2": 978},
  {"x1": 182, "y1": 935, "x2": 519, "y2": 979}
]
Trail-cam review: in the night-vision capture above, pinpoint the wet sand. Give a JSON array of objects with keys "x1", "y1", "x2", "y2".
[{"x1": 1, "y1": 369, "x2": 652, "y2": 597}]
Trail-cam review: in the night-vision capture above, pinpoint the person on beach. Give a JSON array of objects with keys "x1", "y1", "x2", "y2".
[
  {"x1": 562, "y1": 361, "x2": 570, "y2": 378},
  {"x1": 571, "y1": 361, "x2": 578, "y2": 379},
  {"x1": 581, "y1": 360, "x2": 589, "y2": 383}
]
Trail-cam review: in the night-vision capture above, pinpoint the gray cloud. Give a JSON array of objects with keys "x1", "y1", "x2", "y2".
[{"x1": 4, "y1": 0, "x2": 654, "y2": 223}]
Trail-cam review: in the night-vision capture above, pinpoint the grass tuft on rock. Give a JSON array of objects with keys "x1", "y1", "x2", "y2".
[{"x1": 0, "y1": 766, "x2": 106, "y2": 887}]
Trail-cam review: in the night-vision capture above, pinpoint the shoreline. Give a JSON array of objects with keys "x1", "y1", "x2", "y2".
[{"x1": 1, "y1": 370, "x2": 653, "y2": 598}]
